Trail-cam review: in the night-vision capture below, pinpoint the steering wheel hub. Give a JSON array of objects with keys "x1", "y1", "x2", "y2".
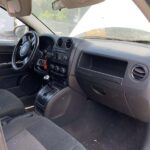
[{"x1": 20, "y1": 42, "x2": 31, "y2": 57}]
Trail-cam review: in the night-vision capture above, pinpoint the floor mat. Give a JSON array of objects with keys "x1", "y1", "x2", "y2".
[{"x1": 62, "y1": 100, "x2": 148, "y2": 150}]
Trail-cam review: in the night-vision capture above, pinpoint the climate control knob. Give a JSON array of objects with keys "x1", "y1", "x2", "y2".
[
  {"x1": 63, "y1": 55, "x2": 68, "y2": 61},
  {"x1": 50, "y1": 64, "x2": 55, "y2": 70},
  {"x1": 55, "y1": 66, "x2": 60, "y2": 72},
  {"x1": 60, "y1": 67, "x2": 66, "y2": 74}
]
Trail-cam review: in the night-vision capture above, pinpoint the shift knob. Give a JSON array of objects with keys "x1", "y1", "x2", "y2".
[
  {"x1": 43, "y1": 75, "x2": 50, "y2": 85},
  {"x1": 43, "y1": 75, "x2": 50, "y2": 80}
]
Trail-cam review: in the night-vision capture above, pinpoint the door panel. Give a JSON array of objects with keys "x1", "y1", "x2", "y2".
[
  {"x1": 0, "y1": 8, "x2": 41, "y2": 106},
  {"x1": 0, "y1": 44, "x2": 25, "y2": 90},
  {"x1": 0, "y1": 44, "x2": 14, "y2": 63},
  {"x1": 0, "y1": 44, "x2": 42, "y2": 106}
]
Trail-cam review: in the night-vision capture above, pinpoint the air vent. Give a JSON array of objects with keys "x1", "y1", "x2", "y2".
[
  {"x1": 131, "y1": 65, "x2": 148, "y2": 81},
  {"x1": 65, "y1": 39, "x2": 73, "y2": 49},
  {"x1": 57, "y1": 38, "x2": 63, "y2": 47}
]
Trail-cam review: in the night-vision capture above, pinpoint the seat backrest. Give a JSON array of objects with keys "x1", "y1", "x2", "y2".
[{"x1": 0, "y1": 122, "x2": 7, "y2": 150}]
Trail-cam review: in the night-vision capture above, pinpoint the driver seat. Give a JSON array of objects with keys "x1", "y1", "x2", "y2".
[{"x1": 0, "y1": 89, "x2": 24, "y2": 118}]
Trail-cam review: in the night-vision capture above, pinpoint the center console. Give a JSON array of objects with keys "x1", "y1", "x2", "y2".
[
  {"x1": 35, "y1": 37, "x2": 74, "y2": 115},
  {"x1": 35, "y1": 85, "x2": 61, "y2": 115}
]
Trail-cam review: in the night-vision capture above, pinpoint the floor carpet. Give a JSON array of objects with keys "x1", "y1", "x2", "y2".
[{"x1": 62, "y1": 100, "x2": 148, "y2": 150}]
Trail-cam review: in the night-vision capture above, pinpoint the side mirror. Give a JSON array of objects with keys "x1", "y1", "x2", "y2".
[{"x1": 14, "y1": 25, "x2": 29, "y2": 39}]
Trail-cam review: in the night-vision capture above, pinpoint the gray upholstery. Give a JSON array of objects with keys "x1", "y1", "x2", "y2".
[
  {"x1": 0, "y1": 122, "x2": 7, "y2": 150},
  {"x1": 0, "y1": 89, "x2": 24, "y2": 117},
  {"x1": 3, "y1": 113, "x2": 86, "y2": 150},
  {"x1": 7, "y1": 130, "x2": 46, "y2": 150}
]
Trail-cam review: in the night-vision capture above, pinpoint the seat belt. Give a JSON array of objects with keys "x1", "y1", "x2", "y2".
[{"x1": 0, "y1": 122, "x2": 7, "y2": 150}]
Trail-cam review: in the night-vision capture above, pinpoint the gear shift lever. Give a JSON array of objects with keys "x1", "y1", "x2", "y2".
[{"x1": 42, "y1": 75, "x2": 50, "y2": 86}]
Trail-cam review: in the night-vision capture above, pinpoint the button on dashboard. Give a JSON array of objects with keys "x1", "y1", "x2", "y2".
[{"x1": 63, "y1": 55, "x2": 68, "y2": 61}]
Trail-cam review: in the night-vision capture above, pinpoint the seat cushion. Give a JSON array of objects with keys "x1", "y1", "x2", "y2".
[
  {"x1": 0, "y1": 122, "x2": 7, "y2": 150},
  {"x1": 3, "y1": 113, "x2": 86, "y2": 150},
  {"x1": 0, "y1": 89, "x2": 24, "y2": 118}
]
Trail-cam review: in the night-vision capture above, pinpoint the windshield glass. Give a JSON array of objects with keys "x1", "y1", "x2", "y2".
[{"x1": 33, "y1": 0, "x2": 150, "y2": 42}]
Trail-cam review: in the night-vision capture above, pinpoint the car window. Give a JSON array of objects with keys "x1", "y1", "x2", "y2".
[
  {"x1": 0, "y1": 8, "x2": 28, "y2": 44},
  {"x1": 33, "y1": 0, "x2": 150, "y2": 42}
]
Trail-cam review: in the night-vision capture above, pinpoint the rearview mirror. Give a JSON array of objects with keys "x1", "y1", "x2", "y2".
[{"x1": 3, "y1": 0, "x2": 31, "y2": 17}]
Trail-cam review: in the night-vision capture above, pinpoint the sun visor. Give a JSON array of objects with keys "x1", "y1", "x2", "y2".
[
  {"x1": 52, "y1": 0, "x2": 105, "y2": 10},
  {"x1": 2, "y1": 0, "x2": 31, "y2": 17}
]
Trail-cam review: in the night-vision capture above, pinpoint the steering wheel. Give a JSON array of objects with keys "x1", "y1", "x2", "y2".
[{"x1": 12, "y1": 31, "x2": 39, "y2": 71}]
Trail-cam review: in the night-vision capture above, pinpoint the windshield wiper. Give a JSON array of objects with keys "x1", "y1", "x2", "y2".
[
  {"x1": 83, "y1": 36, "x2": 122, "y2": 40},
  {"x1": 83, "y1": 36, "x2": 150, "y2": 44},
  {"x1": 129, "y1": 40, "x2": 150, "y2": 44}
]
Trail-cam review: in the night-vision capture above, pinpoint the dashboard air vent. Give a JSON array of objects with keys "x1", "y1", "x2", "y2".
[
  {"x1": 132, "y1": 65, "x2": 148, "y2": 81},
  {"x1": 65, "y1": 39, "x2": 73, "y2": 49},
  {"x1": 57, "y1": 38, "x2": 63, "y2": 47}
]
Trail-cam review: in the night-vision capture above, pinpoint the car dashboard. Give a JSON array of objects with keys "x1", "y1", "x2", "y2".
[
  {"x1": 35, "y1": 34, "x2": 150, "y2": 122},
  {"x1": 35, "y1": 35, "x2": 74, "y2": 88}
]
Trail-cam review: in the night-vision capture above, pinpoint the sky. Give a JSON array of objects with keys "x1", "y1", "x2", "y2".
[{"x1": 71, "y1": 0, "x2": 150, "y2": 36}]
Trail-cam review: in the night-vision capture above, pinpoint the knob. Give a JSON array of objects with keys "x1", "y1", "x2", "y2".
[
  {"x1": 63, "y1": 55, "x2": 68, "y2": 61},
  {"x1": 57, "y1": 54, "x2": 61, "y2": 61},
  {"x1": 43, "y1": 75, "x2": 50, "y2": 86},
  {"x1": 55, "y1": 66, "x2": 59, "y2": 72},
  {"x1": 43, "y1": 75, "x2": 50, "y2": 81},
  {"x1": 50, "y1": 64, "x2": 54, "y2": 70},
  {"x1": 60, "y1": 67, "x2": 66, "y2": 74}
]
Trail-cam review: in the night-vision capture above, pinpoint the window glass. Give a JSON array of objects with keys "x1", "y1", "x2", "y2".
[
  {"x1": 33, "y1": 0, "x2": 150, "y2": 42},
  {"x1": 0, "y1": 8, "x2": 28, "y2": 44}
]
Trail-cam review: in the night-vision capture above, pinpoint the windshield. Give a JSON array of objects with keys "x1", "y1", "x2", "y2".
[{"x1": 33, "y1": 0, "x2": 150, "y2": 42}]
